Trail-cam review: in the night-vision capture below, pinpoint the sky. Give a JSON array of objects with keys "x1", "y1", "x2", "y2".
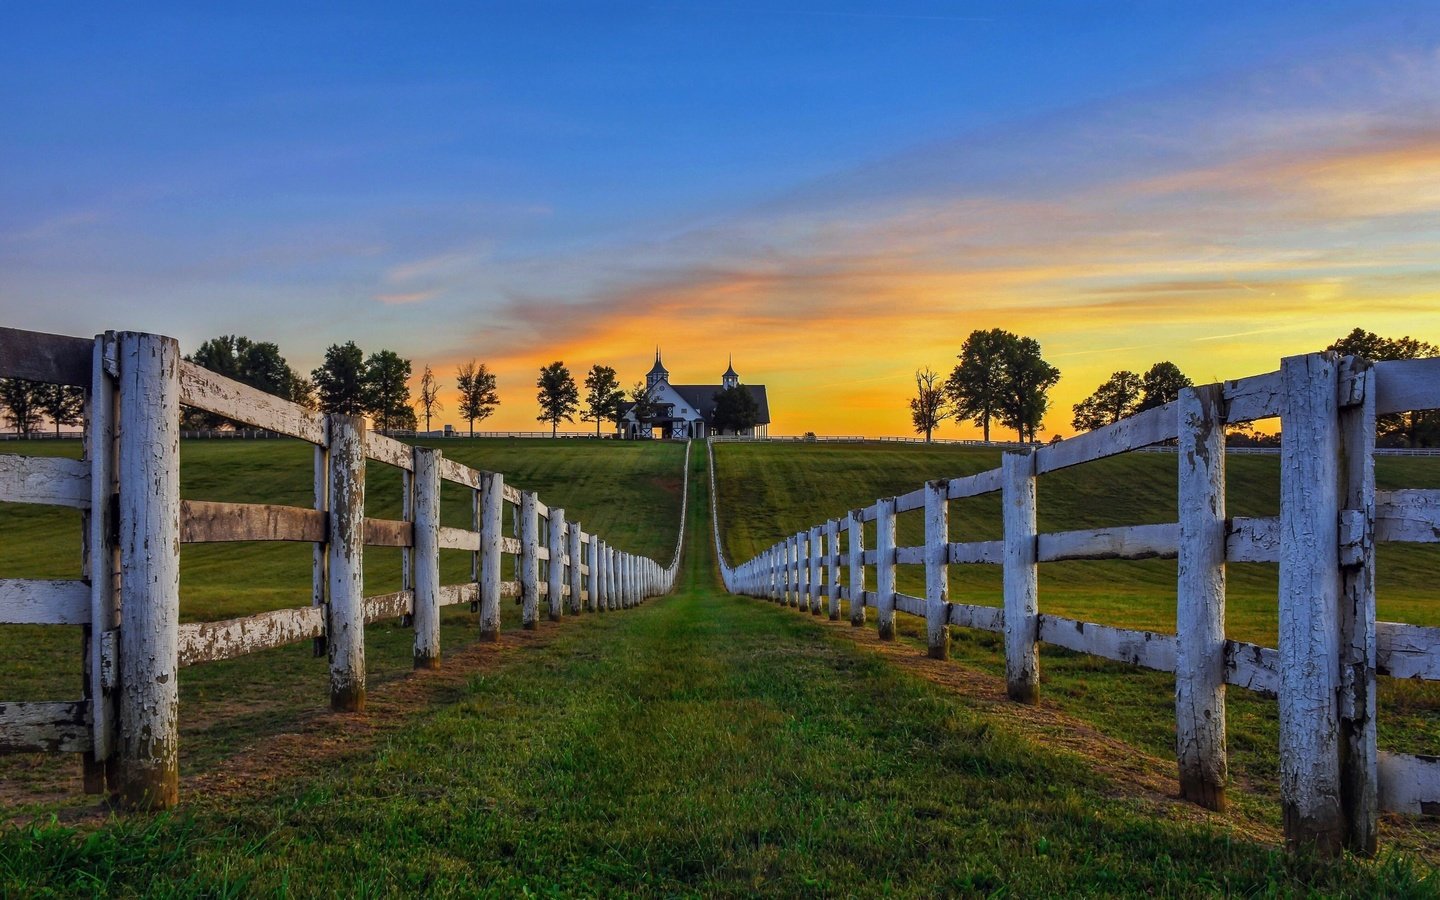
[{"x1": 3, "y1": 2, "x2": 1439, "y2": 437}]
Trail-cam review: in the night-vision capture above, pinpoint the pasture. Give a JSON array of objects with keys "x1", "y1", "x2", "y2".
[{"x1": 1, "y1": 442, "x2": 1435, "y2": 895}]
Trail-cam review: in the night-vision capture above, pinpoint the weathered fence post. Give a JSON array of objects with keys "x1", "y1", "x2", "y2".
[
  {"x1": 826, "y1": 518, "x2": 841, "y2": 620},
  {"x1": 479, "y1": 472, "x2": 504, "y2": 641},
  {"x1": 808, "y1": 525, "x2": 822, "y2": 615},
  {"x1": 587, "y1": 532, "x2": 600, "y2": 611},
  {"x1": 1279, "y1": 351, "x2": 1344, "y2": 855},
  {"x1": 848, "y1": 510, "x2": 865, "y2": 627},
  {"x1": 876, "y1": 498, "x2": 897, "y2": 640},
  {"x1": 547, "y1": 508, "x2": 565, "y2": 622},
  {"x1": 792, "y1": 534, "x2": 803, "y2": 609},
  {"x1": 568, "y1": 522, "x2": 584, "y2": 615},
  {"x1": 924, "y1": 479, "x2": 951, "y2": 660},
  {"x1": 1175, "y1": 385, "x2": 1226, "y2": 809},
  {"x1": 326, "y1": 413, "x2": 367, "y2": 712},
  {"x1": 84, "y1": 332, "x2": 119, "y2": 794},
  {"x1": 115, "y1": 331, "x2": 182, "y2": 810},
  {"x1": 520, "y1": 492, "x2": 540, "y2": 629},
  {"x1": 768, "y1": 545, "x2": 780, "y2": 602},
  {"x1": 1002, "y1": 449, "x2": 1039, "y2": 704},
  {"x1": 412, "y1": 447, "x2": 442, "y2": 669},
  {"x1": 1338, "y1": 356, "x2": 1378, "y2": 855}
]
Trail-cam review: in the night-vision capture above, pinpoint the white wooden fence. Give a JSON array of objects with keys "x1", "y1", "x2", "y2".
[
  {"x1": 714, "y1": 351, "x2": 1440, "y2": 858},
  {"x1": 0, "y1": 327, "x2": 688, "y2": 810}
]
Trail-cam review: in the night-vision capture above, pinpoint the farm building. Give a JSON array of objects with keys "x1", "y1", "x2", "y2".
[{"x1": 619, "y1": 351, "x2": 770, "y2": 439}]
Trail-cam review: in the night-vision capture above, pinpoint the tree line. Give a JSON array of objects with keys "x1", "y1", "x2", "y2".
[{"x1": 909, "y1": 326, "x2": 1440, "y2": 446}]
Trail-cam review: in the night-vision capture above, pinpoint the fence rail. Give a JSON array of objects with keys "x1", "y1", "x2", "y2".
[
  {"x1": 0, "y1": 327, "x2": 689, "y2": 810},
  {"x1": 712, "y1": 350, "x2": 1440, "y2": 858}
]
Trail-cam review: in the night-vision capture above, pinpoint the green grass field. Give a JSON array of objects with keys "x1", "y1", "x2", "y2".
[
  {"x1": 2, "y1": 442, "x2": 1436, "y2": 895},
  {"x1": 712, "y1": 441, "x2": 1440, "y2": 836}
]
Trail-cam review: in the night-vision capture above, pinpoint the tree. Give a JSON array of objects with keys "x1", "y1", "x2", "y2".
[
  {"x1": 582, "y1": 364, "x2": 624, "y2": 437},
  {"x1": 628, "y1": 381, "x2": 657, "y2": 438},
  {"x1": 312, "y1": 342, "x2": 368, "y2": 415},
  {"x1": 1328, "y1": 328, "x2": 1440, "y2": 446},
  {"x1": 287, "y1": 372, "x2": 317, "y2": 410},
  {"x1": 1071, "y1": 370, "x2": 1143, "y2": 432},
  {"x1": 455, "y1": 361, "x2": 500, "y2": 437},
  {"x1": 417, "y1": 365, "x2": 443, "y2": 434},
  {"x1": 0, "y1": 379, "x2": 45, "y2": 437},
  {"x1": 712, "y1": 384, "x2": 760, "y2": 434},
  {"x1": 364, "y1": 350, "x2": 414, "y2": 432},
  {"x1": 1139, "y1": 361, "x2": 1192, "y2": 411},
  {"x1": 38, "y1": 384, "x2": 84, "y2": 436},
  {"x1": 946, "y1": 329, "x2": 1014, "y2": 443},
  {"x1": 909, "y1": 367, "x2": 948, "y2": 442},
  {"x1": 536, "y1": 361, "x2": 579, "y2": 438},
  {"x1": 998, "y1": 336, "x2": 1060, "y2": 443}
]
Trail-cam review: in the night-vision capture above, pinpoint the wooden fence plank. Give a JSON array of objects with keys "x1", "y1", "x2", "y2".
[
  {"x1": 0, "y1": 579, "x2": 89, "y2": 625},
  {"x1": 1003, "y1": 450, "x2": 1039, "y2": 703},
  {"x1": 1037, "y1": 615, "x2": 1176, "y2": 672},
  {"x1": 1374, "y1": 357, "x2": 1440, "y2": 415},
  {"x1": 1035, "y1": 401, "x2": 1177, "y2": 474},
  {"x1": 1377, "y1": 751, "x2": 1440, "y2": 815},
  {"x1": 178, "y1": 360, "x2": 327, "y2": 444},
  {"x1": 1037, "y1": 522, "x2": 1178, "y2": 562},
  {"x1": 180, "y1": 500, "x2": 326, "y2": 543},
  {"x1": 177, "y1": 606, "x2": 326, "y2": 666},
  {"x1": 363, "y1": 590, "x2": 413, "y2": 623},
  {"x1": 0, "y1": 700, "x2": 91, "y2": 753},
  {"x1": 947, "y1": 603, "x2": 1002, "y2": 632},
  {"x1": 364, "y1": 431, "x2": 414, "y2": 472},
  {"x1": 435, "y1": 457, "x2": 482, "y2": 489},
  {"x1": 947, "y1": 468, "x2": 1003, "y2": 500},
  {"x1": 438, "y1": 583, "x2": 478, "y2": 608},
  {"x1": 948, "y1": 540, "x2": 1004, "y2": 565},
  {"x1": 0, "y1": 455, "x2": 90, "y2": 508},
  {"x1": 1222, "y1": 370, "x2": 1283, "y2": 423},
  {"x1": 1224, "y1": 640, "x2": 1279, "y2": 697},
  {"x1": 1226, "y1": 516, "x2": 1281, "y2": 563},
  {"x1": 1376, "y1": 621, "x2": 1440, "y2": 680},
  {"x1": 0, "y1": 327, "x2": 93, "y2": 385},
  {"x1": 1375, "y1": 490, "x2": 1440, "y2": 543},
  {"x1": 437, "y1": 526, "x2": 480, "y2": 551},
  {"x1": 363, "y1": 517, "x2": 413, "y2": 547}
]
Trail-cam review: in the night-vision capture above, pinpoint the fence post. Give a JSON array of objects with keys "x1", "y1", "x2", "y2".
[
  {"x1": 412, "y1": 447, "x2": 442, "y2": 670},
  {"x1": 826, "y1": 518, "x2": 841, "y2": 620},
  {"x1": 1002, "y1": 449, "x2": 1039, "y2": 704},
  {"x1": 520, "y1": 492, "x2": 540, "y2": 629},
  {"x1": 792, "y1": 534, "x2": 803, "y2": 609},
  {"x1": 547, "y1": 508, "x2": 565, "y2": 622},
  {"x1": 848, "y1": 510, "x2": 865, "y2": 627},
  {"x1": 1175, "y1": 385, "x2": 1226, "y2": 809},
  {"x1": 84, "y1": 332, "x2": 119, "y2": 794},
  {"x1": 587, "y1": 532, "x2": 600, "y2": 612},
  {"x1": 326, "y1": 413, "x2": 367, "y2": 713},
  {"x1": 479, "y1": 472, "x2": 504, "y2": 641},
  {"x1": 568, "y1": 522, "x2": 584, "y2": 615},
  {"x1": 115, "y1": 331, "x2": 182, "y2": 810},
  {"x1": 1338, "y1": 357, "x2": 1378, "y2": 855},
  {"x1": 925, "y1": 479, "x2": 950, "y2": 660},
  {"x1": 808, "y1": 525, "x2": 822, "y2": 615},
  {"x1": 876, "y1": 498, "x2": 897, "y2": 640},
  {"x1": 1278, "y1": 351, "x2": 1344, "y2": 855}
]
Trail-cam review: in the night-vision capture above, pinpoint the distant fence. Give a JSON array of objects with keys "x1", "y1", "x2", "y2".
[
  {"x1": 712, "y1": 351, "x2": 1440, "y2": 858},
  {"x1": 0, "y1": 327, "x2": 689, "y2": 811}
]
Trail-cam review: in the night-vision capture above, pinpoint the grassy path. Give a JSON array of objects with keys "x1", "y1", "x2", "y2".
[{"x1": 2, "y1": 448, "x2": 1435, "y2": 895}]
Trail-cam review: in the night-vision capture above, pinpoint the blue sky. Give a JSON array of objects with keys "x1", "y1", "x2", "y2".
[{"x1": 3, "y1": 2, "x2": 1439, "y2": 434}]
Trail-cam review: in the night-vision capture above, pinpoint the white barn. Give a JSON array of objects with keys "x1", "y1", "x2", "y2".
[{"x1": 619, "y1": 352, "x2": 771, "y2": 439}]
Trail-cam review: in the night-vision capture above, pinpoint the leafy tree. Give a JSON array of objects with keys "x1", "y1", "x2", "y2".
[
  {"x1": 998, "y1": 336, "x2": 1060, "y2": 443},
  {"x1": 1139, "y1": 361, "x2": 1192, "y2": 411},
  {"x1": 287, "y1": 372, "x2": 317, "y2": 410},
  {"x1": 1071, "y1": 370, "x2": 1143, "y2": 432},
  {"x1": 417, "y1": 365, "x2": 443, "y2": 434},
  {"x1": 945, "y1": 329, "x2": 1014, "y2": 443},
  {"x1": 582, "y1": 364, "x2": 624, "y2": 437},
  {"x1": 364, "y1": 350, "x2": 414, "y2": 432},
  {"x1": 712, "y1": 384, "x2": 760, "y2": 434},
  {"x1": 628, "y1": 381, "x2": 657, "y2": 438},
  {"x1": 38, "y1": 384, "x2": 85, "y2": 436},
  {"x1": 456, "y1": 361, "x2": 500, "y2": 437},
  {"x1": 536, "y1": 361, "x2": 579, "y2": 438},
  {"x1": 1328, "y1": 328, "x2": 1440, "y2": 446},
  {"x1": 312, "y1": 342, "x2": 367, "y2": 416},
  {"x1": 909, "y1": 367, "x2": 948, "y2": 442},
  {"x1": 0, "y1": 379, "x2": 46, "y2": 436}
]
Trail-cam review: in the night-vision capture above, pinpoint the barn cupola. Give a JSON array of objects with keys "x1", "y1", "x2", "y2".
[
  {"x1": 722, "y1": 354, "x2": 739, "y2": 390},
  {"x1": 646, "y1": 347, "x2": 669, "y2": 390}
]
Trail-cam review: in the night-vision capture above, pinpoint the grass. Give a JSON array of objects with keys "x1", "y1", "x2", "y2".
[
  {"x1": 0, "y1": 438, "x2": 687, "y2": 814},
  {"x1": 1, "y1": 444, "x2": 1435, "y2": 895},
  {"x1": 712, "y1": 441, "x2": 1440, "y2": 844}
]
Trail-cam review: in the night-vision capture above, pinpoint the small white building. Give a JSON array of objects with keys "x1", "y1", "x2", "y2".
[{"x1": 619, "y1": 352, "x2": 771, "y2": 439}]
